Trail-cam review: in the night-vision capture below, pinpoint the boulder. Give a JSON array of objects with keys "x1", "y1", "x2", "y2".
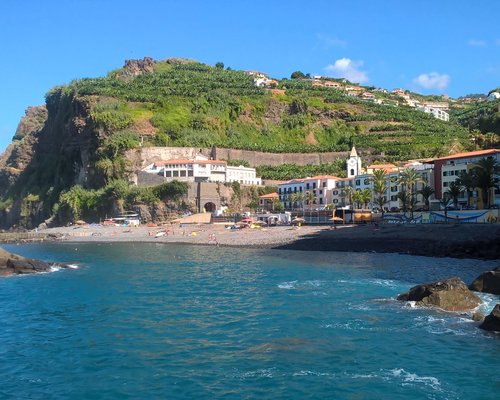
[
  {"x1": 397, "y1": 277, "x2": 482, "y2": 312},
  {"x1": 0, "y1": 247, "x2": 66, "y2": 276},
  {"x1": 469, "y1": 267, "x2": 500, "y2": 295},
  {"x1": 479, "y1": 304, "x2": 500, "y2": 332}
]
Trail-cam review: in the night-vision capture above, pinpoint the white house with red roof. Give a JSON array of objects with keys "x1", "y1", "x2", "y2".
[{"x1": 143, "y1": 154, "x2": 261, "y2": 185}]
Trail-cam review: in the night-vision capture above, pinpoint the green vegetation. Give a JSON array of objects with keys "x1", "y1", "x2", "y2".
[
  {"x1": 57, "y1": 180, "x2": 188, "y2": 223},
  {"x1": 256, "y1": 161, "x2": 347, "y2": 180},
  {"x1": 451, "y1": 98, "x2": 500, "y2": 136},
  {"x1": 43, "y1": 60, "x2": 471, "y2": 159}
]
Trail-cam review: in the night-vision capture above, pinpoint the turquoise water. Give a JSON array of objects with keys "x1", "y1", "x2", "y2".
[{"x1": 1, "y1": 243, "x2": 499, "y2": 399}]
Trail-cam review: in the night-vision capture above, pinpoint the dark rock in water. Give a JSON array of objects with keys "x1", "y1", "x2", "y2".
[
  {"x1": 397, "y1": 277, "x2": 482, "y2": 312},
  {"x1": 470, "y1": 267, "x2": 500, "y2": 295},
  {"x1": 0, "y1": 247, "x2": 67, "y2": 276},
  {"x1": 479, "y1": 304, "x2": 500, "y2": 332},
  {"x1": 472, "y1": 312, "x2": 485, "y2": 322}
]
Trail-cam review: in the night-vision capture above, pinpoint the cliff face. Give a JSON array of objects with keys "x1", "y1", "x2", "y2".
[{"x1": 0, "y1": 94, "x2": 102, "y2": 228}]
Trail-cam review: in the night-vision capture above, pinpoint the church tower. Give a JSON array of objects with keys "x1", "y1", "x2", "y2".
[{"x1": 347, "y1": 146, "x2": 361, "y2": 178}]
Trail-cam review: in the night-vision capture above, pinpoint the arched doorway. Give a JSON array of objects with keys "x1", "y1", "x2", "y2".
[{"x1": 204, "y1": 202, "x2": 216, "y2": 213}]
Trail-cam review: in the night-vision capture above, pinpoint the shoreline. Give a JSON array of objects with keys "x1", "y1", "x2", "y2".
[{"x1": 5, "y1": 223, "x2": 498, "y2": 260}]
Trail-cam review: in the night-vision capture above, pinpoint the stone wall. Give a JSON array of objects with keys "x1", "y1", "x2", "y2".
[{"x1": 126, "y1": 147, "x2": 349, "y2": 169}]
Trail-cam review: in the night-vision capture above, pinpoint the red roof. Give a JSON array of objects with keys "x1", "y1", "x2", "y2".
[
  {"x1": 433, "y1": 149, "x2": 500, "y2": 162},
  {"x1": 259, "y1": 192, "x2": 279, "y2": 199}
]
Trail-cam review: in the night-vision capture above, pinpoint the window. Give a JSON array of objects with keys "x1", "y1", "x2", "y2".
[
  {"x1": 391, "y1": 186, "x2": 398, "y2": 192},
  {"x1": 180, "y1": 171, "x2": 186, "y2": 177},
  {"x1": 278, "y1": 188, "x2": 282, "y2": 194},
  {"x1": 319, "y1": 190, "x2": 323, "y2": 195},
  {"x1": 443, "y1": 182, "x2": 449, "y2": 187},
  {"x1": 364, "y1": 178, "x2": 370, "y2": 185},
  {"x1": 333, "y1": 190, "x2": 338, "y2": 195},
  {"x1": 319, "y1": 198, "x2": 323, "y2": 204},
  {"x1": 188, "y1": 171, "x2": 193, "y2": 177},
  {"x1": 350, "y1": 169, "x2": 354, "y2": 176},
  {"x1": 443, "y1": 171, "x2": 448, "y2": 176},
  {"x1": 333, "y1": 199, "x2": 338, "y2": 204},
  {"x1": 355, "y1": 180, "x2": 360, "y2": 186},
  {"x1": 313, "y1": 182, "x2": 317, "y2": 189},
  {"x1": 323, "y1": 182, "x2": 327, "y2": 187},
  {"x1": 306, "y1": 183, "x2": 310, "y2": 189},
  {"x1": 391, "y1": 195, "x2": 398, "y2": 201}
]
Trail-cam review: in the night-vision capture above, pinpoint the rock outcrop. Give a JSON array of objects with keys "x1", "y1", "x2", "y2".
[
  {"x1": 470, "y1": 267, "x2": 500, "y2": 295},
  {"x1": 397, "y1": 277, "x2": 482, "y2": 312},
  {"x1": 117, "y1": 57, "x2": 156, "y2": 80},
  {"x1": 479, "y1": 304, "x2": 500, "y2": 332},
  {"x1": 0, "y1": 247, "x2": 67, "y2": 276}
]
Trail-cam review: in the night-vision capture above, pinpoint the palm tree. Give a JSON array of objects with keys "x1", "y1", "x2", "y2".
[
  {"x1": 305, "y1": 191, "x2": 315, "y2": 221},
  {"x1": 294, "y1": 192, "x2": 304, "y2": 215},
  {"x1": 457, "y1": 170, "x2": 476, "y2": 207},
  {"x1": 359, "y1": 188, "x2": 372, "y2": 209},
  {"x1": 417, "y1": 185, "x2": 435, "y2": 210},
  {"x1": 343, "y1": 186, "x2": 355, "y2": 222},
  {"x1": 398, "y1": 168, "x2": 422, "y2": 218},
  {"x1": 288, "y1": 192, "x2": 297, "y2": 211},
  {"x1": 473, "y1": 156, "x2": 500, "y2": 209},
  {"x1": 447, "y1": 180, "x2": 463, "y2": 209},
  {"x1": 371, "y1": 169, "x2": 387, "y2": 214},
  {"x1": 397, "y1": 191, "x2": 410, "y2": 214}
]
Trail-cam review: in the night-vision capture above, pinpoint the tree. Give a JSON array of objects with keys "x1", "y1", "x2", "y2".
[
  {"x1": 343, "y1": 186, "x2": 355, "y2": 222},
  {"x1": 290, "y1": 71, "x2": 306, "y2": 80},
  {"x1": 397, "y1": 191, "x2": 410, "y2": 214},
  {"x1": 473, "y1": 156, "x2": 500, "y2": 209},
  {"x1": 457, "y1": 170, "x2": 476, "y2": 207},
  {"x1": 305, "y1": 190, "x2": 315, "y2": 219},
  {"x1": 359, "y1": 189, "x2": 372, "y2": 209},
  {"x1": 447, "y1": 180, "x2": 463, "y2": 209},
  {"x1": 417, "y1": 185, "x2": 435, "y2": 210},
  {"x1": 398, "y1": 168, "x2": 422, "y2": 218},
  {"x1": 371, "y1": 169, "x2": 387, "y2": 214},
  {"x1": 215, "y1": 62, "x2": 224, "y2": 70}
]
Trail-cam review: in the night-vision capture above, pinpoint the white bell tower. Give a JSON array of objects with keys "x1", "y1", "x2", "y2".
[{"x1": 347, "y1": 146, "x2": 361, "y2": 178}]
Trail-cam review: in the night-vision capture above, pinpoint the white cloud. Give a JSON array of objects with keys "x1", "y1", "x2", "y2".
[
  {"x1": 467, "y1": 39, "x2": 487, "y2": 47},
  {"x1": 413, "y1": 72, "x2": 450, "y2": 91},
  {"x1": 316, "y1": 33, "x2": 347, "y2": 48},
  {"x1": 324, "y1": 58, "x2": 368, "y2": 83}
]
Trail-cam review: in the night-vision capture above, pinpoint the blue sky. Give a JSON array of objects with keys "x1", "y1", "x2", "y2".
[{"x1": 1, "y1": 0, "x2": 499, "y2": 152}]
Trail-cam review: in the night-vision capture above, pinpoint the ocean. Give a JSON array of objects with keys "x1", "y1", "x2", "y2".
[{"x1": 0, "y1": 243, "x2": 498, "y2": 399}]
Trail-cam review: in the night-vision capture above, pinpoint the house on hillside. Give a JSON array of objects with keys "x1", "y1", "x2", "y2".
[
  {"x1": 488, "y1": 91, "x2": 500, "y2": 101},
  {"x1": 258, "y1": 192, "x2": 279, "y2": 211},
  {"x1": 417, "y1": 105, "x2": 449, "y2": 121},
  {"x1": 142, "y1": 154, "x2": 262, "y2": 185}
]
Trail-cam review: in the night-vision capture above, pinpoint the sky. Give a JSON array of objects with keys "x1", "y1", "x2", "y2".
[{"x1": 1, "y1": 0, "x2": 499, "y2": 153}]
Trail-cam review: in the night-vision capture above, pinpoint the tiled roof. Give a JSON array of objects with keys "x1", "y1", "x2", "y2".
[
  {"x1": 259, "y1": 192, "x2": 279, "y2": 198},
  {"x1": 433, "y1": 149, "x2": 500, "y2": 161}
]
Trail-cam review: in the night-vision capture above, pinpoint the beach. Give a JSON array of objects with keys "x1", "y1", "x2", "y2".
[{"x1": 31, "y1": 222, "x2": 500, "y2": 260}]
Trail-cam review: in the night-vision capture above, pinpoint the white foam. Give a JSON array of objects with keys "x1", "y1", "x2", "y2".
[
  {"x1": 67, "y1": 264, "x2": 79, "y2": 269},
  {"x1": 387, "y1": 368, "x2": 442, "y2": 391},
  {"x1": 277, "y1": 281, "x2": 297, "y2": 290}
]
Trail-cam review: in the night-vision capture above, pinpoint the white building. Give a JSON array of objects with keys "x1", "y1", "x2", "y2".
[
  {"x1": 488, "y1": 91, "x2": 500, "y2": 101},
  {"x1": 347, "y1": 146, "x2": 362, "y2": 178},
  {"x1": 143, "y1": 154, "x2": 262, "y2": 185},
  {"x1": 417, "y1": 105, "x2": 450, "y2": 121}
]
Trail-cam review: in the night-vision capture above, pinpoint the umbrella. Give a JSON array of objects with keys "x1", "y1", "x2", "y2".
[
  {"x1": 292, "y1": 217, "x2": 305, "y2": 223},
  {"x1": 329, "y1": 216, "x2": 344, "y2": 222}
]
